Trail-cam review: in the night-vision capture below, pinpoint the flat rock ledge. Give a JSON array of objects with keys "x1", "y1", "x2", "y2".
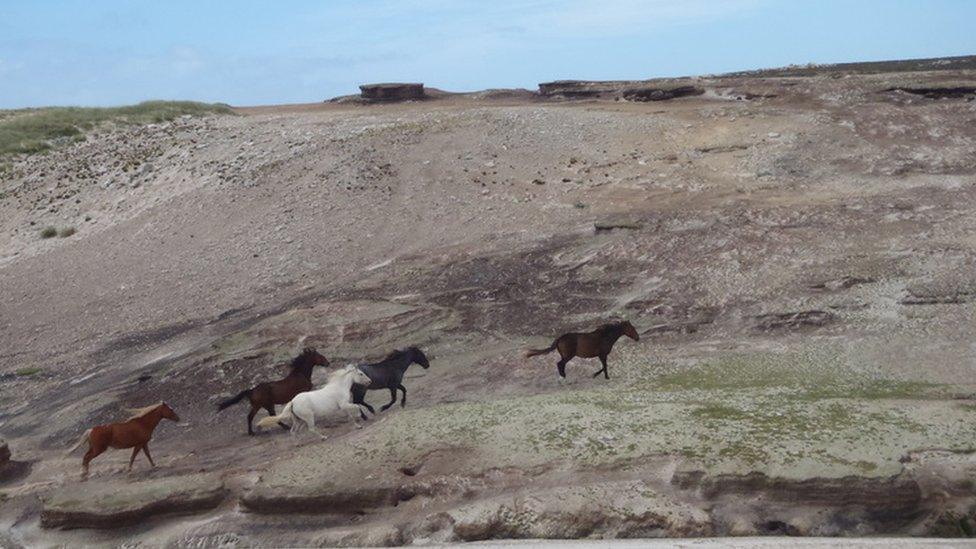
[{"x1": 41, "y1": 473, "x2": 226, "y2": 529}]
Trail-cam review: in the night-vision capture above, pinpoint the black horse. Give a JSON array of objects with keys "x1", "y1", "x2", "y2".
[{"x1": 352, "y1": 347, "x2": 430, "y2": 416}]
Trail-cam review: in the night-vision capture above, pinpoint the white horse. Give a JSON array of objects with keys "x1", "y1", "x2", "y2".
[{"x1": 255, "y1": 364, "x2": 371, "y2": 438}]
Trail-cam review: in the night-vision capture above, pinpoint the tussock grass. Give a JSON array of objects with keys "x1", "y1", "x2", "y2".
[
  {"x1": 58, "y1": 226, "x2": 76, "y2": 238},
  {"x1": 39, "y1": 226, "x2": 57, "y2": 239},
  {"x1": 0, "y1": 101, "x2": 233, "y2": 157}
]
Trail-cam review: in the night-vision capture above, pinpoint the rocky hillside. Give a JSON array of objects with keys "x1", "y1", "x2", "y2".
[{"x1": 1, "y1": 60, "x2": 976, "y2": 545}]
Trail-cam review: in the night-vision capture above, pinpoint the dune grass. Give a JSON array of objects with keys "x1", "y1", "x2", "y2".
[{"x1": 0, "y1": 100, "x2": 233, "y2": 157}]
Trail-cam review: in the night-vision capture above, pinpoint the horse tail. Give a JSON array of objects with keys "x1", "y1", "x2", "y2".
[
  {"x1": 217, "y1": 389, "x2": 251, "y2": 411},
  {"x1": 65, "y1": 429, "x2": 91, "y2": 456},
  {"x1": 256, "y1": 401, "x2": 293, "y2": 431},
  {"x1": 525, "y1": 339, "x2": 558, "y2": 358}
]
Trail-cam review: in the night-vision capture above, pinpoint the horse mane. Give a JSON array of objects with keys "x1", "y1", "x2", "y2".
[
  {"x1": 599, "y1": 321, "x2": 629, "y2": 333},
  {"x1": 288, "y1": 347, "x2": 318, "y2": 371},
  {"x1": 326, "y1": 364, "x2": 356, "y2": 383},
  {"x1": 383, "y1": 348, "x2": 407, "y2": 361},
  {"x1": 123, "y1": 401, "x2": 163, "y2": 420},
  {"x1": 382, "y1": 346, "x2": 418, "y2": 361}
]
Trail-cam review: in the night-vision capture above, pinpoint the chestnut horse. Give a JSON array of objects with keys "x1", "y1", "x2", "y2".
[
  {"x1": 525, "y1": 320, "x2": 640, "y2": 379},
  {"x1": 217, "y1": 347, "x2": 329, "y2": 435},
  {"x1": 65, "y1": 402, "x2": 180, "y2": 479}
]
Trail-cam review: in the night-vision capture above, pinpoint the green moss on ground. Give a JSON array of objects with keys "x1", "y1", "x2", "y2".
[{"x1": 0, "y1": 101, "x2": 233, "y2": 157}]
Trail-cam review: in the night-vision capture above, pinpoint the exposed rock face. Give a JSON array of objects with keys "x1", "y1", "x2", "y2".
[
  {"x1": 360, "y1": 83, "x2": 426, "y2": 102},
  {"x1": 0, "y1": 439, "x2": 30, "y2": 483},
  {"x1": 439, "y1": 481, "x2": 712, "y2": 541},
  {"x1": 754, "y1": 310, "x2": 834, "y2": 331},
  {"x1": 622, "y1": 85, "x2": 705, "y2": 101},
  {"x1": 41, "y1": 474, "x2": 226, "y2": 529},
  {"x1": 538, "y1": 80, "x2": 704, "y2": 102},
  {"x1": 885, "y1": 86, "x2": 976, "y2": 100}
]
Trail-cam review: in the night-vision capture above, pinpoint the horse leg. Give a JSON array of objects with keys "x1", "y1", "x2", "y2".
[
  {"x1": 398, "y1": 384, "x2": 407, "y2": 408},
  {"x1": 128, "y1": 447, "x2": 140, "y2": 471},
  {"x1": 142, "y1": 444, "x2": 156, "y2": 467},
  {"x1": 352, "y1": 389, "x2": 374, "y2": 419},
  {"x1": 340, "y1": 402, "x2": 367, "y2": 428},
  {"x1": 380, "y1": 388, "x2": 398, "y2": 412},
  {"x1": 82, "y1": 443, "x2": 104, "y2": 480},
  {"x1": 247, "y1": 405, "x2": 259, "y2": 436},
  {"x1": 302, "y1": 413, "x2": 326, "y2": 440},
  {"x1": 592, "y1": 355, "x2": 610, "y2": 379},
  {"x1": 266, "y1": 404, "x2": 289, "y2": 431},
  {"x1": 557, "y1": 358, "x2": 569, "y2": 379}
]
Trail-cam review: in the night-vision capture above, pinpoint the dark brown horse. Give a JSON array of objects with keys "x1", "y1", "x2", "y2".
[
  {"x1": 217, "y1": 347, "x2": 329, "y2": 435},
  {"x1": 65, "y1": 402, "x2": 180, "y2": 479},
  {"x1": 525, "y1": 320, "x2": 640, "y2": 379}
]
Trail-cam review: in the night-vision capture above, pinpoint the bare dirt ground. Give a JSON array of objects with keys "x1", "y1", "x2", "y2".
[{"x1": 2, "y1": 61, "x2": 976, "y2": 546}]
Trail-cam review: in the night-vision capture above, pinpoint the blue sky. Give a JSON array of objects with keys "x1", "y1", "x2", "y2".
[{"x1": 1, "y1": 0, "x2": 974, "y2": 108}]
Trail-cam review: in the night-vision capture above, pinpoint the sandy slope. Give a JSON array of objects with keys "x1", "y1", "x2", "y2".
[{"x1": 1, "y1": 68, "x2": 976, "y2": 545}]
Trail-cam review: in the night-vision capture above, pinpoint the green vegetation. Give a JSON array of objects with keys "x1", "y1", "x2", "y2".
[
  {"x1": 39, "y1": 226, "x2": 57, "y2": 239},
  {"x1": 15, "y1": 367, "x2": 42, "y2": 377},
  {"x1": 58, "y1": 226, "x2": 76, "y2": 238},
  {"x1": 0, "y1": 101, "x2": 233, "y2": 157}
]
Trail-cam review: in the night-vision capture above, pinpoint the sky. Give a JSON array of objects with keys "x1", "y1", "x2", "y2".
[{"x1": 1, "y1": 0, "x2": 975, "y2": 108}]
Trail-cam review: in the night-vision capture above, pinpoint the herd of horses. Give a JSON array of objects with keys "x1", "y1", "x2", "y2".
[{"x1": 65, "y1": 320, "x2": 639, "y2": 478}]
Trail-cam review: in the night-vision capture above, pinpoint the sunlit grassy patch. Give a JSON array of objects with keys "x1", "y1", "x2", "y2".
[{"x1": 0, "y1": 101, "x2": 233, "y2": 157}]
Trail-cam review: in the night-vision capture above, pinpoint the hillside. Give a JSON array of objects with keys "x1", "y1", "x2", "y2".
[{"x1": 1, "y1": 60, "x2": 976, "y2": 545}]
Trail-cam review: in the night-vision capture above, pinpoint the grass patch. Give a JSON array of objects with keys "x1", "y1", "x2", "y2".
[
  {"x1": 15, "y1": 367, "x2": 42, "y2": 377},
  {"x1": 58, "y1": 226, "x2": 76, "y2": 238},
  {"x1": 0, "y1": 101, "x2": 233, "y2": 157},
  {"x1": 39, "y1": 226, "x2": 57, "y2": 239},
  {"x1": 653, "y1": 351, "x2": 939, "y2": 401}
]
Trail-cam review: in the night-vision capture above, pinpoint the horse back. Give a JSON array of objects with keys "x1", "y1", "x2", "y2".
[
  {"x1": 570, "y1": 332, "x2": 606, "y2": 358},
  {"x1": 266, "y1": 377, "x2": 312, "y2": 405},
  {"x1": 358, "y1": 363, "x2": 397, "y2": 389},
  {"x1": 95, "y1": 421, "x2": 152, "y2": 449}
]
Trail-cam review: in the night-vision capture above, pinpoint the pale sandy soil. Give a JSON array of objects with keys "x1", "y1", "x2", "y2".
[{"x1": 1, "y1": 67, "x2": 976, "y2": 545}]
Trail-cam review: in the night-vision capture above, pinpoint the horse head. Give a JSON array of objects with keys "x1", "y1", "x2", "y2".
[
  {"x1": 337, "y1": 363, "x2": 372, "y2": 385},
  {"x1": 409, "y1": 346, "x2": 431, "y2": 369},
  {"x1": 619, "y1": 320, "x2": 640, "y2": 342},
  {"x1": 350, "y1": 366, "x2": 372, "y2": 385},
  {"x1": 303, "y1": 347, "x2": 330, "y2": 367},
  {"x1": 159, "y1": 401, "x2": 180, "y2": 422}
]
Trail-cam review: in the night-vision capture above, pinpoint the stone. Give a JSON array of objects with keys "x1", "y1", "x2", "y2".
[
  {"x1": 359, "y1": 83, "x2": 425, "y2": 102},
  {"x1": 41, "y1": 473, "x2": 226, "y2": 529}
]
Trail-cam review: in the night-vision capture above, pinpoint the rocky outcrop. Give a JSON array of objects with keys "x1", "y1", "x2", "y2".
[
  {"x1": 622, "y1": 85, "x2": 704, "y2": 102},
  {"x1": 885, "y1": 86, "x2": 976, "y2": 100},
  {"x1": 754, "y1": 310, "x2": 833, "y2": 331},
  {"x1": 360, "y1": 83, "x2": 426, "y2": 102},
  {"x1": 41, "y1": 473, "x2": 226, "y2": 529},
  {"x1": 538, "y1": 79, "x2": 705, "y2": 102},
  {"x1": 0, "y1": 440, "x2": 30, "y2": 484}
]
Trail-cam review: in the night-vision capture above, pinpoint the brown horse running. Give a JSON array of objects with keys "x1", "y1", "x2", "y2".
[
  {"x1": 217, "y1": 347, "x2": 329, "y2": 435},
  {"x1": 65, "y1": 402, "x2": 180, "y2": 479},
  {"x1": 525, "y1": 320, "x2": 640, "y2": 379}
]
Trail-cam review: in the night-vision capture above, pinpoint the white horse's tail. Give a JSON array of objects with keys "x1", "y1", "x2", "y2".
[
  {"x1": 65, "y1": 429, "x2": 92, "y2": 456},
  {"x1": 256, "y1": 401, "x2": 294, "y2": 431}
]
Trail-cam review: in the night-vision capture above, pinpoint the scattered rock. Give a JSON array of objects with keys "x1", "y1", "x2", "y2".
[
  {"x1": 754, "y1": 310, "x2": 833, "y2": 331},
  {"x1": 594, "y1": 219, "x2": 643, "y2": 232},
  {"x1": 809, "y1": 276, "x2": 876, "y2": 291}
]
